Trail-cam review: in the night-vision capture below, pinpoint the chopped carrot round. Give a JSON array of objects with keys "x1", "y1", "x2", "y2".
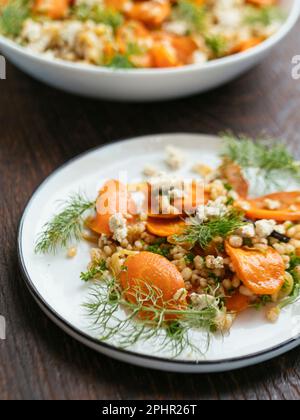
[
  {"x1": 220, "y1": 162, "x2": 249, "y2": 198},
  {"x1": 89, "y1": 180, "x2": 136, "y2": 235},
  {"x1": 34, "y1": 0, "x2": 70, "y2": 19},
  {"x1": 120, "y1": 251, "x2": 186, "y2": 316},
  {"x1": 225, "y1": 292, "x2": 250, "y2": 313},
  {"x1": 225, "y1": 242, "x2": 285, "y2": 295},
  {"x1": 147, "y1": 218, "x2": 186, "y2": 237},
  {"x1": 245, "y1": 191, "x2": 300, "y2": 221}
]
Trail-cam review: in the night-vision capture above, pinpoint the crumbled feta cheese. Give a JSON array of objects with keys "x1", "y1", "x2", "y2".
[
  {"x1": 195, "y1": 197, "x2": 228, "y2": 223},
  {"x1": 255, "y1": 219, "x2": 276, "y2": 238},
  {"x1": 163, "y1": 20, "x2": 189, "y2": 36},
  {"x1": 208, "y1": 180, "x2": 228, "y2": 200},
  {"x1": 236, "y1": 223, "x2": 255, "y2": 238},
  {"x1": 109, "y1": 213, "x2": 128, "y2": 243},
  {"x1": 191, "y1": 51, "x2": 208, "y2": 65},
  {"x1": 165, "y1": 145, "x2": 184, "y2": 170},
  {"x1": 190, "y1": 293, "x2": 218, "y2": 310},
  {"x1": 143, "y1": 164, "x2": 159, "y2": 177},
  {"x1": 205, "y1": 255, "x2": 224, "y2": 269},
  {"x1": 149, "y1": 172, "x2": 183, "y2": 194},
  {"x1": 289, "y1": 204, "x2": 298, "y2": 212},
  {"x1": 264, "y1": 198, "x2": 281, "y2": 210}
]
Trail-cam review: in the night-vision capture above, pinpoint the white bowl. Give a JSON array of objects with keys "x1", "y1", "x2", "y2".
[{"x1": 0, "y1": 0, "x2": 299, "y2": 101}]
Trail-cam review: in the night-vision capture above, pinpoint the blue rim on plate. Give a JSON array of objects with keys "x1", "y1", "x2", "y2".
[{"x1": 17, "y1": 136, "x2": 300, "y2": 373}]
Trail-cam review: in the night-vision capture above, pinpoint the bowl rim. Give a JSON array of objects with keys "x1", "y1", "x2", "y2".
[{"x1": 0, "y1": 0, "x2": 299, "y2": 76}]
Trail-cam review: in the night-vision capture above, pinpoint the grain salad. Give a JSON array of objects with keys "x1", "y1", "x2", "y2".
[
  {"x1": 0, "y1": 0, "x2": 284, "y2": 69},
  {"x1": 35, "y1": 134, "x2": 300, "y2": 356}
]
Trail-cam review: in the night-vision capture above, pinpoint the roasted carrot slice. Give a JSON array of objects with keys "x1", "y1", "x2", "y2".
[
  {"x1": 172, "y1": 36, "x2": 197, "y2": 64},
  {"x1": 225, "y1": 242, "x2": 285, "y2": 295},
  {"x1": 120, "y1": 252, "x2": 186, "y2": 317},
  {"x1": 245, "y1": 191, "x2": 300, "y2": 221},
  {"x1": 34, "y1": 0, "x2": 70, "y2": 19},
  {"x1": 125, "y1": 0, "x2": 171, "y2": 27},
  {"x1": 246, "y1": 0, "x2": 277, "y2": 6},
  {"x1": 225, "y1": 292, "x2": 251, "y2": 313},
  {"x1": 232, "y1": 37, "x2": 263, "y2": 53},
  {"x1": 220, "y1": 161, "x2": 249, "y2": 198},
  {"x1": 147, "y1": 218, "x2": 186, "y2": 237},
  {"x1": 89, "y1": 180, "x2": 136, "y2": 235}
]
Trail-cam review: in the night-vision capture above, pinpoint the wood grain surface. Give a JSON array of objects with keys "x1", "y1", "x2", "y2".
[{"x1": 0, "y1": 21, "x2": 300, "y2": 400}]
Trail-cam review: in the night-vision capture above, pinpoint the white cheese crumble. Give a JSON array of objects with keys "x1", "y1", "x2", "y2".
[
  {"x1": 190, "y1": 293, "x2": 218, "y2": 311},
  {"x1": 109, "y1": 213, "x2": 128, "y2": 243},
  {"x1": 195, "y1": 197, "x2": 228, "y2": 223},
  {"x1": 255, "y1": 219, "x2": 276, "y2": 238},
  {"x1": 264, "y1": 198, "x2": 281, "y2": 210},
  {"x1": 205, "y1": 255, "x2": 224, "y2": 269},
  {"x1": 143, "y1": 164, "x2": 159, "y2": 177},
  {"x1": 236, "y1": 223, "x2": 255, "y2": 238},
  {"x1": 165, "y1": 145, "x2": 185, "y2": 170}
]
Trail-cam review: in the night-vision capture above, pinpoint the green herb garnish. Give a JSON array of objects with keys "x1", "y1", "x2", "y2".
[
  {"x1": 0, "y1": 0, "x2": 30, "y2": 37},
  {"x1": 205, "y1": 35, "x2": 227, "y2": 58},
  {"x1": 245, "y1": 6, "x2": 284, "y2": 26},
  {"x1": 176, "y1": 0, "x2": 206, "y2": 33},
  {"x1": 222, "y1": 133, "x2": 300, "y2": 187},
  {"x1": 105, "y1": 43, "x2": 142, "y2": 69},
  {"x1": 73, "y1": 4, "x2": 123, "y2": 31},
  {"x1": 35, "y1": 194, "x2": 95, "y2": 254},
  {"x1": 147, "y1": 244, "x2": 170, "y2": 258},
  {"x1": 80, "y1": 260, "x2": 107, "y2": 282},
  {"x1": 176, "y1": 209, "x2": 245, "y2": 250},
  {"x1": 85, "y1": 277, "x2": 220, "y2": 357}
]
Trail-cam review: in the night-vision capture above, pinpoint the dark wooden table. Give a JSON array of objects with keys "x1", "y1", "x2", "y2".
[{"x1": 1, "y1": 21, "x2": 300, "y2": 400}]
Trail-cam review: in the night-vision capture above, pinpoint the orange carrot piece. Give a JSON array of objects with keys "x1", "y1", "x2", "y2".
[
  {"x1": 120, "y1": 252, "x2": 186, "y2": 317},
  {"x1": 89, "y1": 180, "x2": 136, "y2": 235},
  {"x1": 125, "y1": 0, "x2": 171, "y2": 27},
  {"x1": 225, "y1": 242, "x2": 285, "y2": 295},
  {"x1": 34, "y1": 0, "x2": 70, "y2": 19},
  {"x1": 245, "y1": 191, "x2": 300, "y2": 221},
  {"x1": 147, "y1": 218, "x2": 186, "y2": 237},
  {"x1": 225, "y1": 292, "x2": 251, "y2": 313}
]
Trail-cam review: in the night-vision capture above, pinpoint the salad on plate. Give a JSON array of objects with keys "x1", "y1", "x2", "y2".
[{"x1": 35, "y1": 134, "x2": 300, "y2": 357}]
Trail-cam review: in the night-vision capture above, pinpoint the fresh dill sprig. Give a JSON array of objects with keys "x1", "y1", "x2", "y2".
[
  {"x1": 245, "y1": 6, "x2": 284, "y2": 26},
  {"x1": 35, "y1": 194, "x2": 95, "y2": 254},
  {"x1": 205, "y1": 35, "x2": 227, "y2": 58},
  {"x1": 147, "y1": 244, "x2": 170, "y2": 258},
  {"x1": 105, "y1": 43, "x2": 142, "y2": 69},
  {"x1": 0, "y1": 0, "x2": 31, "y2": 37},
  {"x1": 80, "y1": 260, "x2": 107, "y2": 282},
  {"x1": 222, "y1": 133, "x2": 300, "y2": 187},
  {"x1": 84, "y1": 277, "x2": 220, "y2": 357},
  {"x1": 175, "y1": 209, "x2": 245, "y2": 250},
  {"x1": 72, "y1": 4, "x2": 123, "y2": 31},
  {"x1": 176, "y1": 0, "x2": 206, "y2": 33}
]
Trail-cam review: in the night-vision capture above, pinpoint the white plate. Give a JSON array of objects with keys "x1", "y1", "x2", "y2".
[
  {"x1": 1, "y1": 0, "x2": 300, "y2": 101},
  {"x1": 18, "y1": 133, "x2": 300, "y2": 373}
]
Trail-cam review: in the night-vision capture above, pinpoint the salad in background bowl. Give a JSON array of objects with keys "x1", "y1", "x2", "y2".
[{"x1": 0, "y1": 0, "x2": 299, "y2": 100}]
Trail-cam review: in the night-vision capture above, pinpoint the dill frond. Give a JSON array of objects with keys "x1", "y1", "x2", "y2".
[
  {"x1": 80, "y1": 260, "x2": 107, "y2": 282},
  {"x1": 175, "y1": 209, "x2": 245, "y2": 250},
  {"x1": 84, "y1": 277, "x2": 220, "y2": 357},
  {"x1": 35, "y1": 194, "x2": 95, "y2": 254},
  {"x1": 176, "y1": 0, "x2": 207, "y2": 32},
  {"x1": 221, "y1": 133, "x2": 300, "y2": 188},
  {"x1": 245, "y1": 6, "x2": 284, "y2": 26},
  {"x1": 73, "y1": 4, "x2": 123, "y2": 31},
  {"x1": 0, "y1": 0, "x2": 31, "y2": 37},
  {"x1": 205, "y1": 35, "x2": 227, "y2": 58}
]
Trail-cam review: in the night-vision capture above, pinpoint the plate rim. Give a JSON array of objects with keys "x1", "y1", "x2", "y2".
[{"x1": 17, "y1": 133, "x2": 300, "y2": 371}]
